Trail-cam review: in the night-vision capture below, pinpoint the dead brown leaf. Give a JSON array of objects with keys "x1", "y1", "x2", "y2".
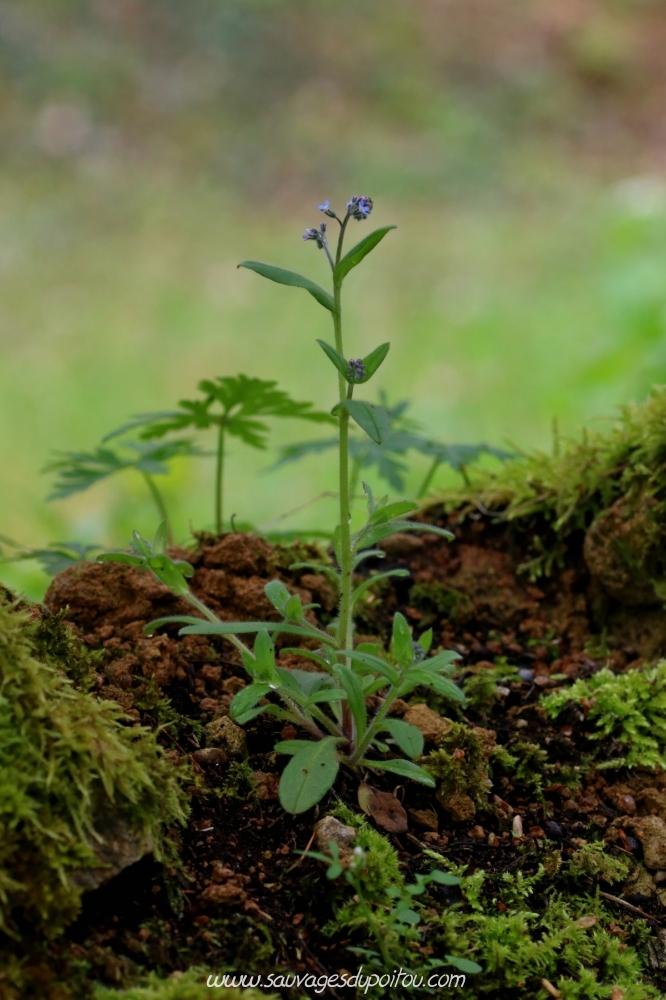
[{"x1": 358, "y1": 783, "x2": 408, "y2": 833}]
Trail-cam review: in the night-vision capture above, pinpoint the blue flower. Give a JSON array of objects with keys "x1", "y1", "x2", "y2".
[
  {"x1": 302, "y1": 222, "x2": 327, "y2": 249},
  {"x1": 318, "y1": 199, "x2": 336, "y2": 219},
  {"x1": 346, "y1": 195, "x2": 373, "y2": 221}
]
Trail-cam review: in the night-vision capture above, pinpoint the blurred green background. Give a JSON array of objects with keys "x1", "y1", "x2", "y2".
[{"x1": 2, "y1": 0, "x2": 666, "y2": 598}]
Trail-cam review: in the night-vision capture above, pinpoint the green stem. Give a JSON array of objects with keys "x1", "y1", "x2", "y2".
[
  {"x1": 416, "y1": 456, "x2": 441, "y2": 499},
  {"x1": 349, "y1": 685, "x2": 400, "y2": 765},
  {"x1": 331, "y1": 217, "x2": 355, "y2": 740},
  {"x1": 142, "y1": 472, "x2": 173, "y2": 545},
  {"x1": 349, "y1": 453, "x2": 362, "y2": 499},
  {"x1": 215, "y1": 422, "x2": 225, "y2": 535},
  {"x1": 352, "y1": 878, "x2": 392, "y2": 966}
]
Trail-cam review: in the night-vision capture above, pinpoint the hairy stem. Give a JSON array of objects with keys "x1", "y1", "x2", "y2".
[
  {"x1": 142, "y1": 472, "x2": 173, "y2": 544},
  {"x1": 349, "y1": 685, "x2": 400, "y2": 765},
  {"x1": 215, "y1": 421, "x2": 225, "y2": 535}
]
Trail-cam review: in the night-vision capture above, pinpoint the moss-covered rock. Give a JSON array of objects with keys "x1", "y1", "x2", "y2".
[{"x1": 0, "y1": 592, "x2": 189, "y2": 943}]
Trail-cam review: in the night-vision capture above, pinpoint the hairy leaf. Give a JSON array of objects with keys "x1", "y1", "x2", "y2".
[
  {"x1": 382, "y1": 718, "x2": 424, "y2": 759},
  {"x1": 360, "y1": 757, "x2": 436, "y2": 787},
  {"x1": 278, "y1": 737, "x2": 340, "y2": 813},
  {"x1": 333, "y1": 400, "x2": 390, "y2": 445}
]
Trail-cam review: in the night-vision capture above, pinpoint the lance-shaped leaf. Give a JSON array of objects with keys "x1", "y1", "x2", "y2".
[
  {"x1": 392, "y1": 612, "x2": 414, "y2": 669},
  {"x1": 360, "y1": 757, "x2": 436, "y2": 787},
  {"x1": 338, "y1": 649, "x2": 400, "y2": 686},
  {"x1": 332, "y1": 400, "x2": 390, "y2": 445},
  {"x1": 351, "y1": 569, "x2": 409, "y2": 608},
  {"x1": 230, "y1": 683, "x2": 272, "y2": 721},
  {"x1": 382, "y1": 718, "x2": 424, "y2": 759},
  {"x1": 398, "y1": 669, "x2": 466, "y2": 702},
  {"x1": 334, "y1": 226, "x2": 397, "y2": 283},
  {"x1": 278, "y1": 736, "x2": 341, "y2": 814},
  {"x1": 316, "y1": 340, "x2": 349, "y2": 380},
  {"x1": 368, "y1": 500, "x2": 419, "y2": 526},
  {"x1": 357, "y1": 342, "x2": 390, "y2": 383},
  {"x1": 238, "y1": 261, "x2": 334, "y2": 312}
]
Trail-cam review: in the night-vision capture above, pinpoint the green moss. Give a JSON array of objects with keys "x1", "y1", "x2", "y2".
[
  {"x1": 462, "y1": 657, "x2": 520, "y2": 710},
  {"x1": 423, "y1": 853, "x2": 660, "y2": 998},
  {"x1": 93, "y1": 969, "x2": 272, "y2": 999},
  {"x1": 30, "y1": 605, "x2": 100, "y2": 691},
  {"x1": 423, "y1": 723, "x2": 494, "y2": 810},
  {"x1": 542, "y1": 662, "x2": 666, "y2": 769},
  {"x1": 133, "y1": 680, "x2": 203, "y2": 743},
  {"x1": 429, "y1": 386, "x2": 666, "y2": 582},
  {"x1": 0, "y1": 593, "x2": 189, "y2": 942},
  {"x1": 567, "y1": 842, "x2": 630, "y2": 884},
  {"x1": 330, "y1": 803, "x2": 402, "y2": 894},
  {"x1": 407, "y1": 581, "x2": 470, "y2": 624},
  {"x1": 510, "y1": 740, "x2": 551, "y2": 800},
  {"x1": 219, "y1": 760, "x2": 258, "y2": 802}
]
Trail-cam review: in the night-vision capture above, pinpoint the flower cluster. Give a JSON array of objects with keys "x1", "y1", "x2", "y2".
[
  {"x1": 346, "y1": 195, "x2": 373, "y2": 221},
  {"x1": 347, "y1": 358, "x2": 366, "y2": 382},
  {"x1": 302, "y1": 222, "x2": 328, "y2": 249}
]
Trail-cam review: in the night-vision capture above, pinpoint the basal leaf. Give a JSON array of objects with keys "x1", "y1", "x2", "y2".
[
  {"x1": 98, "y1": 552, "x2": 145, "y2": 567},
  {"x1": 333, "y1": 400, "x2": 390, "y2": 445},
  {"x1": 382, "y1": 718, "x2": 424, "y2": 759},
  {"x1": 392, "y1": 612, "x2": 414, "y2": 669},
  {"x1": 273, "y1": 740, "x2": 317, "y2": 755},
  {"x1": 230, "y1": 683, "x2": 271, "y2": 720},
  {"x1": 368, "y1": 500, "x2": 419, "y2": 525},
  {"x1": 238, "y1": 261, "x2": 334, "y2": 312},
  {"x1": 334, "y1": 226, "x2": 397, "y2": 282},
  {"x1": 340, "y1": 649, "x2": 399, "y2": 686},
  {"x1": 360, "y1": 757, "x2": 436, "y2": 787},
  {"x1": 278, "y1": 737, "x2": 340, "y2": 814}
]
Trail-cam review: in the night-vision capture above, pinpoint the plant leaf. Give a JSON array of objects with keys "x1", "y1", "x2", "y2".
[
  {"x1": 230, "y1": 683, "x2": 272, "y2": 720},
  {"x1": 358, "y1": 342, "x2": 390, "y2": 382},
  {"x1": 273, "y1": 740, "x2": 318, "y2": 756},
  {"x1": 382, "y1": 718, "x2": 424, "y2": 759},
  {"x1": 316, "y1": 340, "x2": 349, "y2": 380},
  {"x1": 333, "y1": 400, "x2": 390, "y2": 445},
  {"x1": 334, "y1": 226, "x2": 397, "y2": 282},
  {"x1": 351, "y1": 569, "x2": 410, "y2": 608},
  {"x1": 446, "y1": 956, "x2": 483, "y2": 974},
  {"x1": 339, "y1": 649, "x2": 400, "y2": 686},
  {"x1": 238, "y1": 261, "x2": 334, "y2": 312},
  {"x1": 368, "y1": 500, "x2": 419, "y2": 526},
  {"x1": 278, "y1": 737, "x2": 341, "y2": 814},
  {"x1": 98, "y1": 552, "x2": 145, "y2": 567},
  {"x1": 398, "y1": 669, "x2": 466, "y2": 702},
  {"x1": 392, "y1": 612, "x2": 414, "y2": 669},
  {"x1": 360, "y1": 757, "x2": 436, "y2": 787}
]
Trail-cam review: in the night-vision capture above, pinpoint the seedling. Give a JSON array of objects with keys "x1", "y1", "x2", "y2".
[
  {"x1": 103, "y1": 375, "x2": 334, "y2": 534},
  {"x1": 303, "y1": 842, "x2": 480, "y2": 976},
  {"x1": 104, "y1": 197, "x2": 467, "y2": 813},
  {"x1": 274, "y1": 393, "x2": 511, "y2": 497},
  {"x1": 44, "y1": 438, "x2": 201, "y2": 544}
]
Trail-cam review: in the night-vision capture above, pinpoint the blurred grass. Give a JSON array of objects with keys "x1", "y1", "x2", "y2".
[{"x1": 2, "y1": 0, "x2": 666, "y2": 597}]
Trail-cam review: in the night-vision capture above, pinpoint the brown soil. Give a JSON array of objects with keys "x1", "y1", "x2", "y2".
[{"x1": 35, "y1": 519, "x2": 666, "y2": 992}]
